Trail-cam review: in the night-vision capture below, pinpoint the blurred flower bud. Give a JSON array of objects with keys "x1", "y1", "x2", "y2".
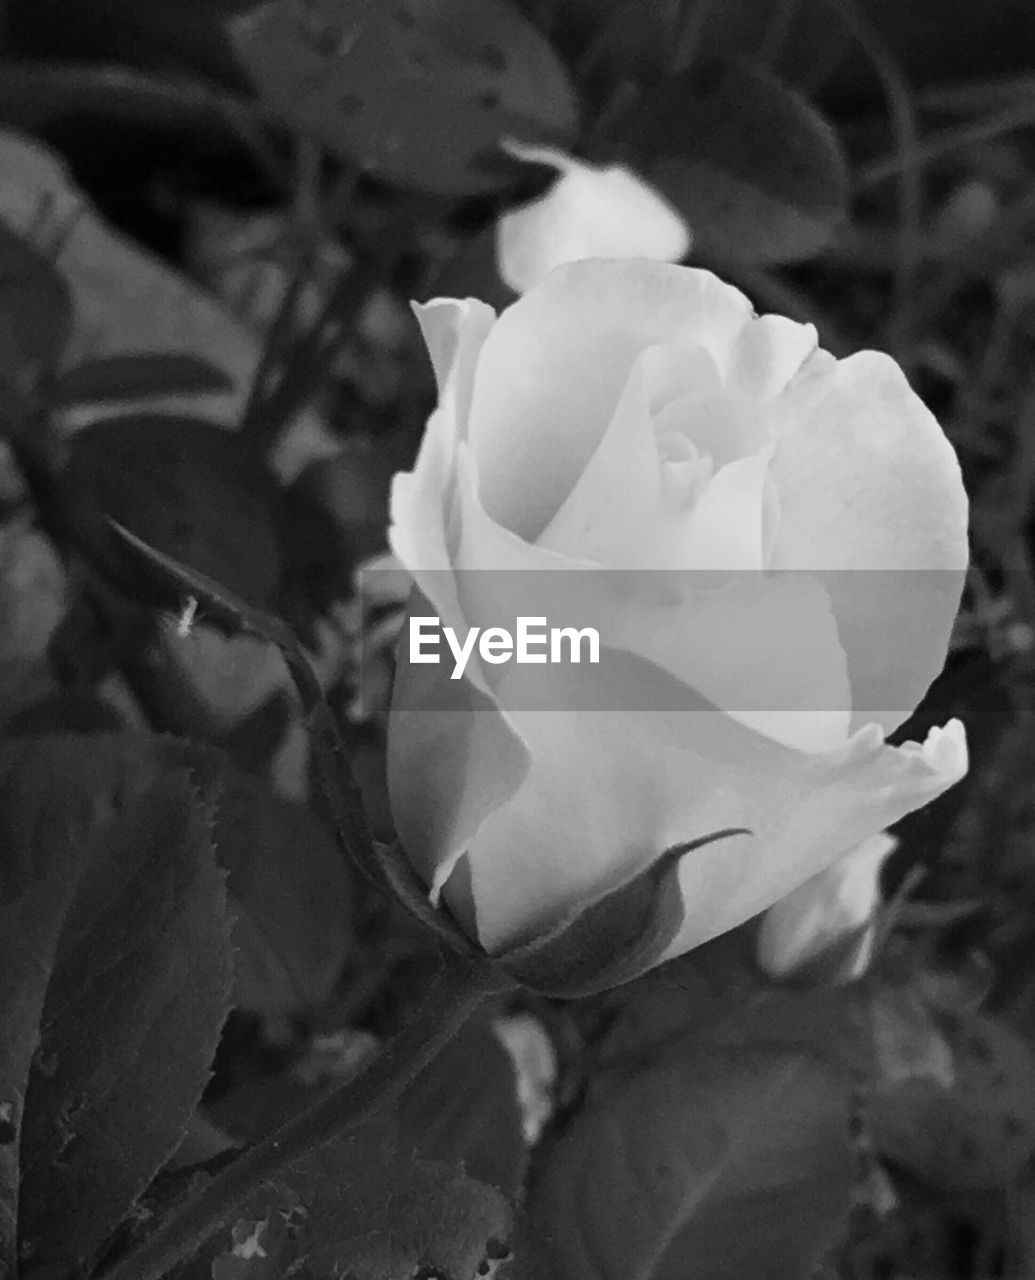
[
  {"x1": 495, "y1": 139, "x2": 691, "y2": 294},
  {"x1": 757, "y1": 832, "x2": 898, "y2": 983},
  {"x1": 929, "y1": 179, "x2": 998, "y2": 246}
]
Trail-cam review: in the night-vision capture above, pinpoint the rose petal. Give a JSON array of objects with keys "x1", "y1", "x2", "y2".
[
  {"x1": 659, "y1": 720, "x2": 966, "y2": 962},
  {"x1": 451, "y1": 381, "x2": 849, "y2": 753},
  {"x1": 455, "y1": 448, "x2": 851, "y2": 752},
  {"x1": 653, "y1": 390, "x2": 771, "y2": 467},
  {"x1": 768, "y1": 349, "x2": 969, "y2": 732},
  {"x1": 534, "y1": 351, "x2": 666, "y2": 566},
  {"x1": 443, "y1": 643, "x2": 965, "y2": 953},
  {"x1": 725, "y1": 313, "x2": 819, "y2": 399},
  {"x1": 467, "y1": 261, "x2": 757, "y2": 540},
  {"x1": 533, "y1": 351, "x2": 775, "y2": 571},
  {"x1": 390, "y1": 298, "x2": 495, "y2": 602},
  {"x1": 390, "y1": 429, "x2": 594, "y2": 907},
  {"x1": 495, "y1": 141, "x2": 691, "y2": 296},
  {"x1": 388, "y1": 300, "x2": 532, "y2": 901},
  {"x1": 674, "y1": 453, "x2": 773, "y2": 571},
  {"x1": 605, "y1": 574, "x2": 853, "y2": 752},
  {"x1": 643, "y1": 343, "x2": 725, "y2": 409},
  {"x1": 409, "y1": 297, "x2": 494, "y2": 437},
  {"x1": 387, "y1": 630, "x2": 530, "y2": 903},
  {"x1": 757, "y1": 830, "x2": 898, "y2": 978},
  {"x1": 449, "y1": 669, "x2": 725, "y2": 952}
]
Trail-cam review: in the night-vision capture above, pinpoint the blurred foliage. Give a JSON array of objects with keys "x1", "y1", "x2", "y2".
[{"x1": 2, "y1": 0, "x2": 1035, "y2": 1278}]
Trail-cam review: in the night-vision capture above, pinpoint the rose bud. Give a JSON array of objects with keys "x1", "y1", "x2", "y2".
[
  {"x1": 756, "y1": 831, "x2": 898, "y2": 984},
  {"x1": 495, "y1": 139, "x2": 691, "y2": 295},
  {"x1": 384, "y1": 259, "x2": 968, "y2": 998}
]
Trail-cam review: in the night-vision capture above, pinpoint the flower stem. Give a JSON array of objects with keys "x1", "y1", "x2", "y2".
[
  {"x1": 96, "y1": 950, "x2": 510, "y2": 1280},
  {"x1": 240, "y1": 210, "x2": 408, "y2": 458}
]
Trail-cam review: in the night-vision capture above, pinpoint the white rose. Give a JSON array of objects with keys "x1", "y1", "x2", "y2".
[
  {"x1": 757, "y1": 831, "x2": 898, "y2": 982},
  {"x1": 495, "y1": 140, "x2": 691, "y2": 294},
  {"x1": 386, "y1": 259, "x2": 968, "y2": 994}
]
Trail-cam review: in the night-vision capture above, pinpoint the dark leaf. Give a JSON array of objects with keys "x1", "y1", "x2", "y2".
[
  {"x1": 3, "y1": 0, "x2": 251, "y2": 93},
  {"x1": 99, "y1": 522, "x2": 393, "y2": 924},
  {"x1": 17, "y1": 769, "x2": 232, "y2": 1279},
  {"x1": 595, "y1": 928, "x2": 873, "y2": 1083},
  {"x1": 59, "y1": 414, "x2": 284, "y2": 611},
  {"x1": 227, "y1": 0, "x2": 579, "y2": 194},
  {"x1": 302, "y1": 1144, "x2": 512, "y2": 1279},
  {"x1": 51, "y1": 353, "x2": 235, "y2": 408},
  {"x1": 288, "y1": 443, "x2": 399, "y2": 602},
  {"x1": 213, "y1": 772, "x2": 355, "y2": 1018},
  {"x1": 590, "y1": 927, "x2": 760, "y2": 1063},
  {"x1": 6, "y1": 690, "x2": 125, "y2": 736},
  {"x1": 103, "y1": 517, "x2": 294, "y2": 643},
  {"x1": 131, "y1": 621, "x2": 291, "y2": 747},
  {"x1": 0, "y1": 520, "x2": 65, "y2": 727},
  {"x1": 400, "y1": 1019, "x2": 527, "y2": 1197},
  {"x1": 869, "y1": 1003, "x2": 1035, "y2": 1190},
  {"x1": 0, "y1": 60, "x2": 259, "y2": 140},
  {"x1": 373, "y1": 839, "x2": 480, "y2": 955},
  {"x1": 524, "y1": 1040, "x2": 854, "y2": 1280},
  {"x1": 210, "y1": 1116, "x2": 513, "y2": 1279},
  {"x1": 204, "y1": 1019, "x2": 523, "y2": 1199},
  {"x1": 0, "y1": 737, "x2": 125, "y2": 1273},
  {"x1": 617, "y1": 58, "x2": 848, "y2": 266},
  {"x1": 0, "y1": 735, "x2": 232, "y2": 1278},
  {"x1": 0, "y1": 221, "x2": 71, "y2": 402},
  {"x1": 568, "y1": 0, "x2": 674, "y2": 112}
]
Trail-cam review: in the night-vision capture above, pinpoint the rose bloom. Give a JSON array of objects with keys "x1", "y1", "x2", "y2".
[{"x1": 386, "y1": 259, "x2": 967, "y2": 991}]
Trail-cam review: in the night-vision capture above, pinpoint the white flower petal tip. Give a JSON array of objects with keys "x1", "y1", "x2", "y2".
[
  {"x1": 499, "y1": 136, "x2": 577, "y2": 171},
  {"x1": 757, "y1": 830, "x2": 899, "y2": 981},
  {"x1": 920, "y1": 718, "x2": 968, "y2": 778},
  {"x1": 410, "y1": 296, "x2": 496, "y2": 323},
  {"x1": 495, "y1": 140, "x2": 692, "y2": 295}
]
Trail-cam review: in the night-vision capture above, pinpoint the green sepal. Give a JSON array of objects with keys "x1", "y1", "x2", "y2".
[
  {"x1": 372, "y1": 839, "x2": 482, "y2": 958},
  {"x1": 497, "y1": 828, "x2": 750, "y2": 999}
]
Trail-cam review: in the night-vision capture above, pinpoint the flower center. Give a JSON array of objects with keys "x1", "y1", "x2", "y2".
[
  {"x1": 654, "y1": 391, "x2": 771, "y2": 478},
  {"x1": 642, "y1": 341, "x2": 780, "y2": 571},
  {"x1": 655, "y1": 430, "x2": 714, "y2": 506}
]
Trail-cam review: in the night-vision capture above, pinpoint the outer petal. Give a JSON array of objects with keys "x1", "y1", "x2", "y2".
[
  {"x1": 446, "y1": 640, "x2": 965, "y2": 953},
  {"x1": 388, "y1": 298, "x2": 531, "y2": 903},
  {"x1": 725, "y1": 313, "x2": 819, "y2": 400},
  {"x1": 495, "y1": 141, "x2": 691, "y2": 296},
  {"x1": 673, "y1": 453, "x2": 773, "y2": 571},
  {"x1": 659, "y1": 721, "x2": 966, "y2": 963},
  {"x1": 467, "y1": 260, "x2": 757, "y2": 540},
  {"x1": 389, "y1": 299, "x2": 501, "y2": 678},
  {"x1": 389, "y1": 298, "x2": 497, "y2": 591},
  {"x1": 534, "y1": 346, "x2": 672, "y2": 567},
  {"x1": 387, "y1": 629, "x2": 531, "y2": 903},
  {"x1": 768, "y1": 349, "x2": 968, "y2": 733},
  {"x1": 408, "y1": 297, "x2": 493, "y2": 438}
]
